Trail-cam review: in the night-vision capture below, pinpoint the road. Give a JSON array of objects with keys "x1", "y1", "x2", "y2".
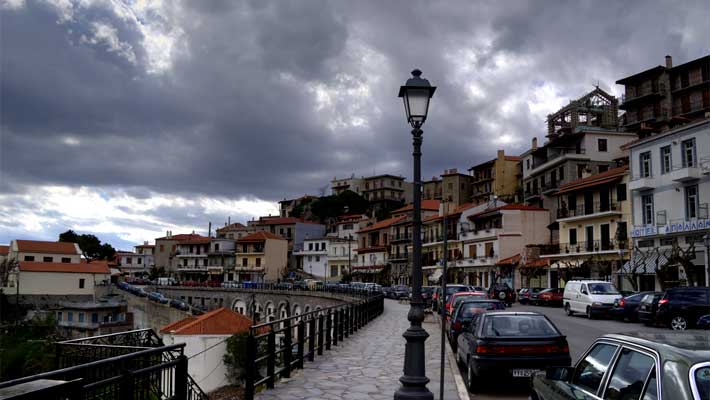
[{"x1": 458, "y1": 303, "x2": 669, "y2": 399}]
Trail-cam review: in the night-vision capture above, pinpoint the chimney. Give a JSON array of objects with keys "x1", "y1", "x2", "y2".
[
  {"x1": 497, "y1": 149, "x2": 504, "y2": 161},
  {"x1": 665, "y1": 55, "x2": 672, "y2": 69},
  {"x1": 208, "y1": 222, "x2": 212, "y2": 237},
  {"x1": 532, "y1": 137, "x2": 538, "y2": 150}
]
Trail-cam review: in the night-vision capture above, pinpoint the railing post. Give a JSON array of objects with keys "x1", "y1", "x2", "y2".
[
  {"x1": 339, "y1": 308, "x2": 345, "y2": 341},
  {"x1": 297, "y1": 320, "x2": 305, "y2": 368},
  {"x1": 343, "y1": 307, "x2": 349, "y2": 339},
  {"x1": 175, "y1": 355, "x2": 188, "y2": 400},
  {"x1": 283, "y1": 318, "x2": 292, "y2": 378},
  {"x1": 317, "y1": 313, "x2": 324, "y2": 356},
  {"x1": 120, "y1": 370, "x2": 135, "y2": 400},
  {"x1": 325, "y1": 310, "x2": 332, "y2": 350},
  {"x1": 308, "y1": 316, "x2": 316, "y2": 361},
  {"x1": 245, "y1": 333, "x2": 257, "y2": 400},
  {"x1": 349, "y1": 304, "x2": 355, "y2": 334},
  {"x1": 332, "y1": 309, "x2": 338, "y2": 346},
  {"x1": 267, "y1": 329, "x2": 276, "y2": 389}
]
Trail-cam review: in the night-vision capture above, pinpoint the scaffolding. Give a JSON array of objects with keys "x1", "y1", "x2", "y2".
[{"x1": 547, "y1": 86, "x2": 619, "y2": 138}]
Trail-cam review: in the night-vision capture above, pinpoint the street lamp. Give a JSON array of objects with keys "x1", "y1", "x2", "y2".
[
  {"x1": 395, "y1": 69, "x2": 436, "y2": 400},
  {"x1": 703, "y1": 234, "x2": 710, "y2": 287}
]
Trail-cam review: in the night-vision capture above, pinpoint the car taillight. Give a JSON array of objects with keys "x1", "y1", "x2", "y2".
[
  {"x1": 658, "y1": 298, "x2": 669, "y2": 306},
  {"x1": 619, "y1": 299, "x2": 625, "y2": 307},
  {"x1": 454, "y1": 321, "x2": 462, "y2": 331},
  {"x1": 475, "y1": 343, "x2": 568, "y2": 355}
]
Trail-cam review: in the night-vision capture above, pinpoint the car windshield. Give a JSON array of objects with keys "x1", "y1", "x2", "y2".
[
  {"x1": 446, "y1": 286, "x2": 468, "y2": 295},
  {"x1": 453, "y1": 294, "x2": 488, "y2": 308},
  {"x1": 587, "y1": 283, "x2": 619, "y2": 295},
  {"x1": 395, "y1": 285, "x2": 408, "y2": 291},
  {"x1": 422, "y1": 287, "x2": 435, "y2": 294},
  {"x1": 482, "y1": 315, "x2": 559, "y2": 337},
  {"x1": 460, "y1": 302, "x2": 502, "y2": 318},
  {"x1": 693, "y1": 366, "x2": 710, "y2": 400}
]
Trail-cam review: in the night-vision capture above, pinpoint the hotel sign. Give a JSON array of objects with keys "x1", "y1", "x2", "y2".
[{"x1": 631, "y1": 219, "x2": 710, "y2": 238}]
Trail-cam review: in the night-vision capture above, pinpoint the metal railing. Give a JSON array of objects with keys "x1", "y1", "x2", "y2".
[
  {"x1": 244, "y1": 294, "x2": 384, "y2": 400},
  {"x1": 558, "y1": 239, "x2": 627, "y2": 254},
  {"x1": 557, "y1": 201, "x2": 621, "y2": 218}
]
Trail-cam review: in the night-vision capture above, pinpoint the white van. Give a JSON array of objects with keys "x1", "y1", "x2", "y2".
[
  {"x1": 158, "y1": 277, "x2": 176, "y2": 286},
  {"x1": 563, "y1": 280, "x2": 622, "y2": 319}
]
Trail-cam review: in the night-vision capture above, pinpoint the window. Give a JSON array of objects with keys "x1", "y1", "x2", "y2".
[
  {"x1": 598, "y1": 138, "x2": 608, "y2": 152},
  {"x1": 137, "y1": 258, "x2": 142, "y2": 264},
  {"x1": 242, "y1": 258, "x2": 248, "y2": 267},
  {"x1": 598, "y1": 165, "x2": 608, "y2": 173},
  {"x1": 603, "y1": 348, "x2": 655, "y2": 400},
  {"x1": 526, "y1": 182, "x2": 531, "y2": 194},
  {"x1": 616, "y1": 184, "x2": 627, "y2": 202},
  {"x1": 57, "y1": 311, "x2": 63, "y2": 321},
  {"x1": 67, "y1": 312, "x2": 74, "y2": 322},
  {"x1": 692, "y1": 366, "x2": 710, "y2": 400},
  {"x1": 572, "y1": 343, "x2": 618, "y2": 394},
  {"x1": 640, "y1": 152, "x2": 652, "y2": 177},
  {"x1": 203, "y1": 259, "x2": 207, "y2": 266},
  {"x1": 526, "y1": 159, "x2": 530, "y2": 169},
  {"x1": 160, "y1": 244, "x2": 164, "y2": 252},
  {"x1": 682, "y1": 138, "x2": 696, "y2": 167},
  {"x1": 577, "y1": 164, "x2": 586, "y2": 178},
  {"x1": 78, "y1": 312, "x2": 85, "y2": 323},
  {"x1": 79, "y1": 279, "x2": 85, "y2": 289},
  {"x1": 331, "y1": 265, "x2": 338, "y2": 277},
  {"x1": 287, "y1": 228, "x2": 292, "y2": 238},
  {"x1": 685, "y1": 185, "x2": 699, "y2": 219},
  {"x1": 638, "y1": 239, "x2": 654, "y2": 248},
  {"x1": 469, "y1": 244, "x2": 477, "y2": 258},
  {"x1": 315, "y1": 256, "x2": 320, "y2": 262},
  {"x1": 559, "y1": 166, "x2": 564, "y2": 181},
  {"x1": 569, "y1": 229, "x2": 577, "y2": 245},
  {"x1": 256, "y1": 258, "x2": 261, "y2": 266},
  {"x1": 660, "y1": 237, "x2": 675, "y2": 246},
  {"x1": 308, "y1": 255, "x2": 312, "y2": 262},
  {"x1": 126, "y1": 257, "x2": 132, "y2": 264},
  {"x1": 308, "y1": 243, "x2": 313, "y2": 251},
  {"x1": 660, "y1": 146, "x2": 672, "y2": 174},
  {"x1": 183, "y1": 259, "x2": 188, "y2": 266},
  {"x1": 24, "y1": 255, "x2": 35, "y2": 261},
  {"x1": 642, "y1": 194, "x2": 654, "y2": 225},
  {"x1": 215, "y1": 243, "x2": 220, "y2": 251},
  {"x1": 91, "y1": 313, "x2": 99, "y2": 323},
  {"x1": 41, "y1": 256, "x2": 53, "y2": 263}
]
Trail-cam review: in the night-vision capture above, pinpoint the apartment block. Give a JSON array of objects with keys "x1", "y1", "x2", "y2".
[
  {"x1": 469, "y1": 150, "x2": 521, "y2": 205},
  {"x1": 234, "y1": 231, "x2": 288, "y2": 282}
]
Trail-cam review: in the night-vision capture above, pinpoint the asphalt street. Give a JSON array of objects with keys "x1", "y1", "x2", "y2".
[{"x1": 458, "y1": 303, "x2": 671, "y2": 399}]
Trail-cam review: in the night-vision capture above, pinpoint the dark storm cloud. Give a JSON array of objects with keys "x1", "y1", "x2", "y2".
[{"x1": 1, "y1": 0, "x2": 710, "y2": 243}]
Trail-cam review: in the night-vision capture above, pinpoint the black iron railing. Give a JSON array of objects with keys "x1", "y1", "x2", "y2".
[
  {"x1": 557, "y1": 201, "x2": 620, "y2": 219},
  {"x1": 244, "y1": 294, "x2": 384, "y2": 400}
]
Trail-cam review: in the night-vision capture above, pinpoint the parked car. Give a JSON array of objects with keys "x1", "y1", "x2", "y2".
[
  {"x1": 169, "y1": 298, "x2": 190, "y2": 311},
  {"x1": 655, "y1": 286, "x2": 710, "y2": 330},
  {"x1": 637, "y1": 292, "x2": 664, "y2": 326},
  {"x1": 447, "y1": 300, "x2": 504, "y2": 350},
  {"x1": 445, "y1": 291, "x2": 489, "y2": 318},
  {"x1": 434, "y1": 285, "x2": 475, "y2": 311},
  {"x1": 610, "y1": 291, "x2": 656, "y2": 322},
  {"x1": 389, "y1": 285, "x2": 410, "y2": 299},
  {"x1": 421, "y1": 286, "x2": 436, "y2": 308},
  {"x1": 519, "y1": 287, "x2": 544, "y2": 304},
  {"x1": 536, "y1": 288, "x2": 564, "y2": 306},
  {"x1": 563, "y1": 280, "x2": 621, "y2": 319},
  {"x1": 529, "y1": 332, "x2": 710, "y2": 400},
  {"x1": 487, "y1": 283, "x2": 516, "y2": 306},
  {"x1": 697, "y1": 314, "x2": 710, "y2": 329},
  {"x1": 457, "y1": 311, "x2": 570, "y2": 392},
  {"x1": 148, "y1": 291, "x2": 168, "y2": 304},
  {"x1": 135, "y1": 287, "x2": 148, "y2": 297}
]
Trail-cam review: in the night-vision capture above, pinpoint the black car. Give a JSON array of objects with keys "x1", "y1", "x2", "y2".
[
  {"x1": 698, "y1": 314, "x2": 710, "y2": 329},
  {"x1": 488, "y1": 283, "x2": 516, "y2": 306},
  {"x1": 519, "y1": 287, "x2": 544, "y2": 304},
  {"x1": 530, "y1": 332, "x2": 710, "y2": 400},
  {"x1": 421, "y1": 286, "x2": 436, "y2": 307},
  {"x1": 610, "y1": 291, "x2": 656, "y2": 322},
  {"x1": 456, "y1": 311, "x2": 570, "y2": 392},
  {"x1": 390, "y1": 285, "x2": 410, "y2": 299},
  {"x1": 636, "y1": 292, "x2": 664, "y2": 326},
  {"x1": 655, "y1": 286, "x2": 710, "y2": 330},
  {"x1": 447, "y1": 300, "x2": 504, "y2": 350},
  {"x1": 169, "y1": 298, "x2": 190, "y2": 311}
]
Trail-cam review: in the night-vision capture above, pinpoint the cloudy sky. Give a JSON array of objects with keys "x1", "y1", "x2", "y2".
[{"x1": 1, "y1": 0, "x2": 709, "y2": 250}]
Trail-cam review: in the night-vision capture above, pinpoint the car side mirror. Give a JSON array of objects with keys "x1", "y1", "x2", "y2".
[
  {"x1": 581, "y1": 290, "x2": 588, "y2": 295},
  {"x1": 545, "y1": 366, "x2": 573, "y2": 381}
]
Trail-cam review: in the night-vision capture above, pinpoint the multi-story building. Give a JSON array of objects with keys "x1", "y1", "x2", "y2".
[
  {"x1": 421, "y1": 205, "x2": 473, "y2": 284},
  {"x1": 215, "y1": 222, "x2": 253, "y2": 240},
  {"x1": 422, "y1": 177, "x2": 443, "y2": 201},
  {"x1": 626, "y1": 119, "x2": 710, "y2": 290},
  {"x1": 354, "y1": 215, "x2": 406, "y2": 282},
  {"x1": 207, "y1": 237, "x2": 236, "y2": 281},
  {"x1": 440, "y1": 169, "x2": 474, "y2": 207},
  {"x1": 455, "y1": 204, "x2": 550, "y2": 289},
  {"x1": 331, "y1": 214, "x2": 366, "y2": 239},
  {"x1": 56, "y1": 299, "x2": 132, "y2": 339},
  {"x1": 0, "y1": 245, "x2": 8, "y2": 265},
  {"x1": 389, "y1": 200, "x2": 441, "y2": 284},
  {"x1": 330, "y1": 176, "x2": 365, "y2": 196},
  {"x1": 154, "y1": 232, "x2": 204, "y2": 276},
  {"x1": 327, "y1": 237, "x2": 357, "y2": 281},
  {"x1": 249, "y1": 216, "x2": 325, "y2": 270},
  {"x1": 175, "y1": 237, "x2": 211, "y2": 281},
  {"x1": 540, "y1": 166, "x2": 632, "y2": 288},
  {"x1": 521, "y1": 88, "x2": 637, "y2": 242},
  {"x1": 293, "y1": 237, "x2": 329, "y2": 278},
  {"x1": 234, "y1": 231, "x2": 288, "y2": 282},
  {"x1": 361, "y1": 174, "x2": 413, "y2": 204},
  {"x1": 278, "y1": 195, "x2": 318, "y2": 218},
  {"x1": 134, "y1": 243, "x2": 155, "y2": 268},
  {"x1": 616, "y1": 54, "x2": 710, "y2": 136},
  {"x1": 469, "y1": 150, "x2": 521, "y2": 205},
  {"x1": 7, "y1": 240, "x2": 82, "y2": 264}
]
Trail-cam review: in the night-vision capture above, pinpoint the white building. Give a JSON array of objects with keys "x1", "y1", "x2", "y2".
[
  {"x1": 627, "y1": 119, "x2": 710, "y2": 289},
  {"x1": 293, "y1": 237, "x2": 329, "y2": 278},
  {"x1": 7, "y1": 239, "x2": 82, "y2": 264}
]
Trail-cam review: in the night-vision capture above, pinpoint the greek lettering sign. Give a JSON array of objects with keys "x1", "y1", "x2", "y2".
[{"x1": 631, "y1": 218, "x2": 710, "y2": 238}]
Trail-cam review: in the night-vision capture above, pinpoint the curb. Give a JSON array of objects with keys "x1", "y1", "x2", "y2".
[{"x1": 435, "y1": 314, "x2": 469, "y2": 400}]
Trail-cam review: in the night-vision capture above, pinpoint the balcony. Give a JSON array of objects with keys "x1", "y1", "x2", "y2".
[
  {"x1": 668, "y1": 165, "x2": 703, "y2": 182},
  {"x1": 422, "y1": 233, "x2": 458, "y2": 245},
  {"x1": 391, "y1": 233, "x2": 412, "y2": 243},
  {"x1": 207, "y1": 250, "x2": 235, "y2": 256},
  {"x1": 541, "y1": 240, "x2": 627, "y2": 258},
  {"x1": 619, "y1": 82, "x2": 666, "y2": 110},
  {"x1": 460, "y1": 228, "x2": 501, "y2": 242},
  {"x1": 236, "y1": 246, "x2": 265, "y2": 255},
  {"x1": 455, "y1": 256, "x2": 498, "y2": 268},
  {"x1": 524, "y1": 187, "x2": 541, "y2": 201},
  {"x1": 530, "y1": 148, "x2": 588, "y2": 175},
  {"x1": 629, "y1": 174, "x2": 655, "y2": 191},
  {"x1": 557, "y1": 201, "x2": 622, "y2": 221},
  {"x1": 175, "y1": 251, "x2": 208, "y2": 258},
  {"x1": 177, "y1": 265, "x2": 208, "y2": 272},
  {"x1": 389, "y1": 253, "x2": 410, "y2": 263},
  {"x1": 234, "y1": 265, "x2": 266, "y2": 272},
  {"x1": 541, "y1": 182, "x2": 560, "y2": 195}
]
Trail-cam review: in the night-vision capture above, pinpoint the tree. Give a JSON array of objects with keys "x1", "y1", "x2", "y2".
[
  {"x1": 58, "y1": 230, "x2": 116, "y2": 261},
  {"x1": 149, "y1": 266, "x2": 166, "y2": 280},
  {"x1": 309, "y1": 190, "x2": 369, "y2": 224}
]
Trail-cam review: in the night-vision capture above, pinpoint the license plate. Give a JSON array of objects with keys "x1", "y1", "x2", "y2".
[{"x1": 512, "y1": 369, "x2": 538, "y2": 378}]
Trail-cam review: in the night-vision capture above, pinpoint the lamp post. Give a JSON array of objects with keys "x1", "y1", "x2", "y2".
[
  {"x1": 704, "y1": 234, "x2": 710, "y2": 287},
  {"x1": 395, "y1": 69, "x2": 436, "y2": 400},
  {"x1": 439, "y1": 201, "x2": 448, "y2": 400}
]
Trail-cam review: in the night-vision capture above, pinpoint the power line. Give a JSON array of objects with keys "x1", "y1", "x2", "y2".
[{"x1": 187, "y1": 336, "x2": 231, "y2": 360}]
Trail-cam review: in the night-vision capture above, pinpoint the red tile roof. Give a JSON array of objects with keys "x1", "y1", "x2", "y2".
[
  {"x1": 505, "y1": 156, "x2": 522, "y2": 161},
  {"x1": 469, "y1": 204, "x2": 547, "y2": 219},
  {"x1": 19, "y1": 260, "x2": 110, "y2": 274},
  {"x1": 15, "y1": 240, "x2": 81, "y2": 255},
  {"x1": 160, "y1": 307, "x2": 255, "y2": 335},
  {"x1": 179, "y1": 237, "x2": 212, "y2": 245},
  {"x1": 392, "y1": 200, "x2": 440, "y2": 214},
  {"x1": 496, "y1": 254, "x2": 521, "y2": 265},
  {"x1": 522, "y1": 259, "x2": 549, "y2": 268},
  {"x1": 358, "y1": 215, "x2": 407, "y2": 233},
  {"x1": 0, "y1": 245, "x2": 8, "y2": 256},
  {"x1": 555, "y1": 166, "x2": 628, "y2": 195},
  {"x1": 216, "y1": 223, "x2": 247, "y2": 232},
  {"x1": 156, "y1": 233, "x2": 205, "y2": 241},
  {"x1": 237, "y1": 231, "x2": 285, "y2": 242}
]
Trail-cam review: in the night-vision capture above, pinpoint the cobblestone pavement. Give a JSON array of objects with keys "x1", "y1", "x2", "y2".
[{"x1": 255, "y1": 299, "x2": 460, "y2": 400}]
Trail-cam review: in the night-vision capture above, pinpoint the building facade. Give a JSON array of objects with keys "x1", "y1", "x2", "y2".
[
  {"x1": 469, "y1": 150, "x2": 521, "y2": 205},
  {"x1": 234, "y1": 231, "x2": 288, "y2": 282},
  {"x1": 330, "y1": 176, "x2": 365, "y2": 195},
  {"x1": 7, "y1": 240, "x2": 82, "y2": 264}
]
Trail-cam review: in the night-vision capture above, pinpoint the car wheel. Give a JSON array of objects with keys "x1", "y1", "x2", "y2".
[
  {"x1": 466, "y1": 359, "x2": 476, "y2": 392},
  {"x1": 586, "y1": 306, "x2": 595, "y2": 320},
  {"x1": 564, "y1": 303, "x2": 573, "y2": 316},
  {"x1": 671, "y1": 315, "x2": 688, "y2": 331}
]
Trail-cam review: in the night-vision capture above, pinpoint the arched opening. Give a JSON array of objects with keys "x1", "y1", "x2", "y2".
[
  {"x1": 232, "y1": 299, "x2": 247, "y2": 315},
  {"x1": 264, "y1": 301, "x2": 275, "y2": 322}
]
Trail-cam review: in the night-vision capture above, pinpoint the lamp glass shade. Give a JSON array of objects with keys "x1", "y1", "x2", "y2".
[{"x1": 403, "y1": 88, "x2": 431, "y2": 124}]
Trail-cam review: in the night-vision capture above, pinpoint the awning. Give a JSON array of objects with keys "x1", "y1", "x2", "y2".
[
  {"x1": 429, "y1": 269, "x2": 443, "y2": 282},
  {"x1": 621, "y1": 252, "x2": 668, "y2": 274}
]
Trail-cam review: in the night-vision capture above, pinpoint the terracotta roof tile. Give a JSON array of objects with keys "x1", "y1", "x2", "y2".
[
  {"x1": 216, "y1": 223, "x2": 247, "y2": 232},
  {"x1": 0, "y1": 245, "x2": 8, "y2": 256},
  {"x1": 159, "y1": 307, "x2": 256, "y2": 335},
  {"x1": 179, "y1": 237, "x2": 212, "y2": 245},
  {"x1": 358, "y1": 215, "x2": 407, "y2": 233},
  {"x1": 156, "y1": 233, "x2": 205, "y2": 241},
  {"x1": 469, "y1": 204, "x2": 547, "y2": 219},
  {"x1": 237, "y1": 231, "x2": 285, "y2": 242},
  {"x1": 496, "y1": 254, "x2": 521, "y2": 265},
  {"x1": 15, "y1": 240, "x2": 81, "y2": 255},
  {"x1": 392, "y1": 200, "x2": 441, "y2": 214},
  {"x1": 256, "y1": 217, "x2": 322, "y2": 225},
  {"x1": 555, "y1": 166, "x2": 628, "y2": 195},
  {"x1": 19, "y1": 260, "x2": 110, "y2": 274},
  {"x1": 522, "y1": 259, "x2": 549, "y2": 268}
]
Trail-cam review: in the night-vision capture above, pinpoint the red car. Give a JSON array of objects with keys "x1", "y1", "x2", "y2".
[
  {"x1": 536, "y1": 288, "x2": 564, "y2": 306},
  {"x1": 445, "y1": 291, "x2": 489, "y2": 318}
]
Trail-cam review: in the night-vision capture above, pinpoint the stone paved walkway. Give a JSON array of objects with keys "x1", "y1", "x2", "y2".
[{"x1": 255, "y1": 299, "x2": 460, "y2": 400}]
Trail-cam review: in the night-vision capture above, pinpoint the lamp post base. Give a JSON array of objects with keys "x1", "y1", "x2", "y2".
[{"x1": 394, "y1": 303, "x2": 433, "y2": 400}]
